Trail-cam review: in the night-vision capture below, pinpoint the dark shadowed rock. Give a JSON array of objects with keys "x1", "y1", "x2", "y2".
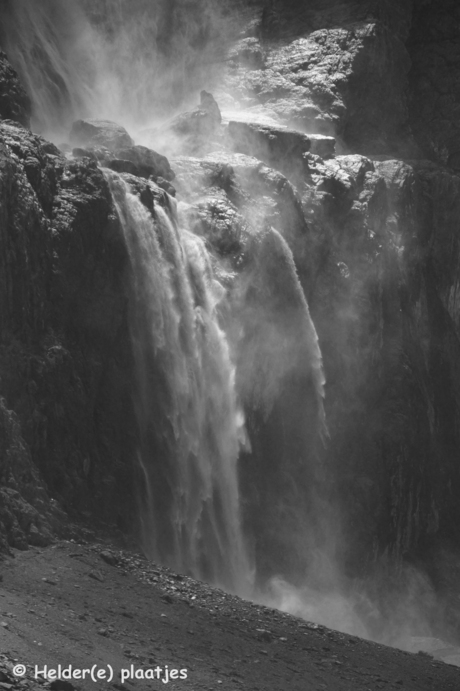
[
  {"x1": 0, "y1": 119, "x2": 140, "y2": 551},
  {"x1": 106, "y1": 158, "x2": 139, "y2": 176},
  {"x1": 309, "y1": 134, "x2": 335, "y2": 159},
  {"x1": 0, "y1": 402, "x2": 57, "y2": 552},
  {"x1": 70, "y1": 119, "x2": 134, "y2": 151},
  {"x1": 0, "y1": 51, "x2": 31, "y2": 127},
  {"x1": 228, "y1": 121, "x2": 311, "y2": 181},
  {"x1": 408, "y1": 0, "x2": 460, "y2": 169}
]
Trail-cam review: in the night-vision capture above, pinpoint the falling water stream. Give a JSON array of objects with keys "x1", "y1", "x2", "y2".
[{"x1": 107, "y1": 172, "x2": 253, "y2": 594}]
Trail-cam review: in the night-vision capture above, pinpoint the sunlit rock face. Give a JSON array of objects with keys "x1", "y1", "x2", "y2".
[{"x1": 221, "y1": 0, "x2": 416, "y2": 157}]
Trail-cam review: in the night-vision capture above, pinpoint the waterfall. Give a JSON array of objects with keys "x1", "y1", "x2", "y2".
[{"x1": 106, "y1": 171, "x2": 253, "y2": 595}]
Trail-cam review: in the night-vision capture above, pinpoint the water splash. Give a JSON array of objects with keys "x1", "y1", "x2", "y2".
[{"x1": 106, "y1": 171, "x2": 252, "y2": 594}]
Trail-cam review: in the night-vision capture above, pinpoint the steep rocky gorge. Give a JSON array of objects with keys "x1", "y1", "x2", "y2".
[{"x1": 2, "y1": 0, "x2": 460, "y2": 646}]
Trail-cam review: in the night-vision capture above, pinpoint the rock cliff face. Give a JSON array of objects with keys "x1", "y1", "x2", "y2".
[
  {"x1": 1, "y1": 0, "x2": 460, "y2": 630},
  {"x1": 0, "y1": 119, "x2": 139, "y2": 550}
]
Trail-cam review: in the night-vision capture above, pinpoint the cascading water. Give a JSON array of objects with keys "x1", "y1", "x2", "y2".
[{"x1": 106, "y1": 171, "x2": 253, "y2": 595}]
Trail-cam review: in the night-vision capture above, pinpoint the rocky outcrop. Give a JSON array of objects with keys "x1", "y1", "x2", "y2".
[{"x1": 0, "y1": 51, "x2": 31, "y2": 127}]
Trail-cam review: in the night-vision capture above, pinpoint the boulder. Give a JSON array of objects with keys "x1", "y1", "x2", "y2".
[{"x1": 69, "y1": 119, "x2": 134, "y2": 151}]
